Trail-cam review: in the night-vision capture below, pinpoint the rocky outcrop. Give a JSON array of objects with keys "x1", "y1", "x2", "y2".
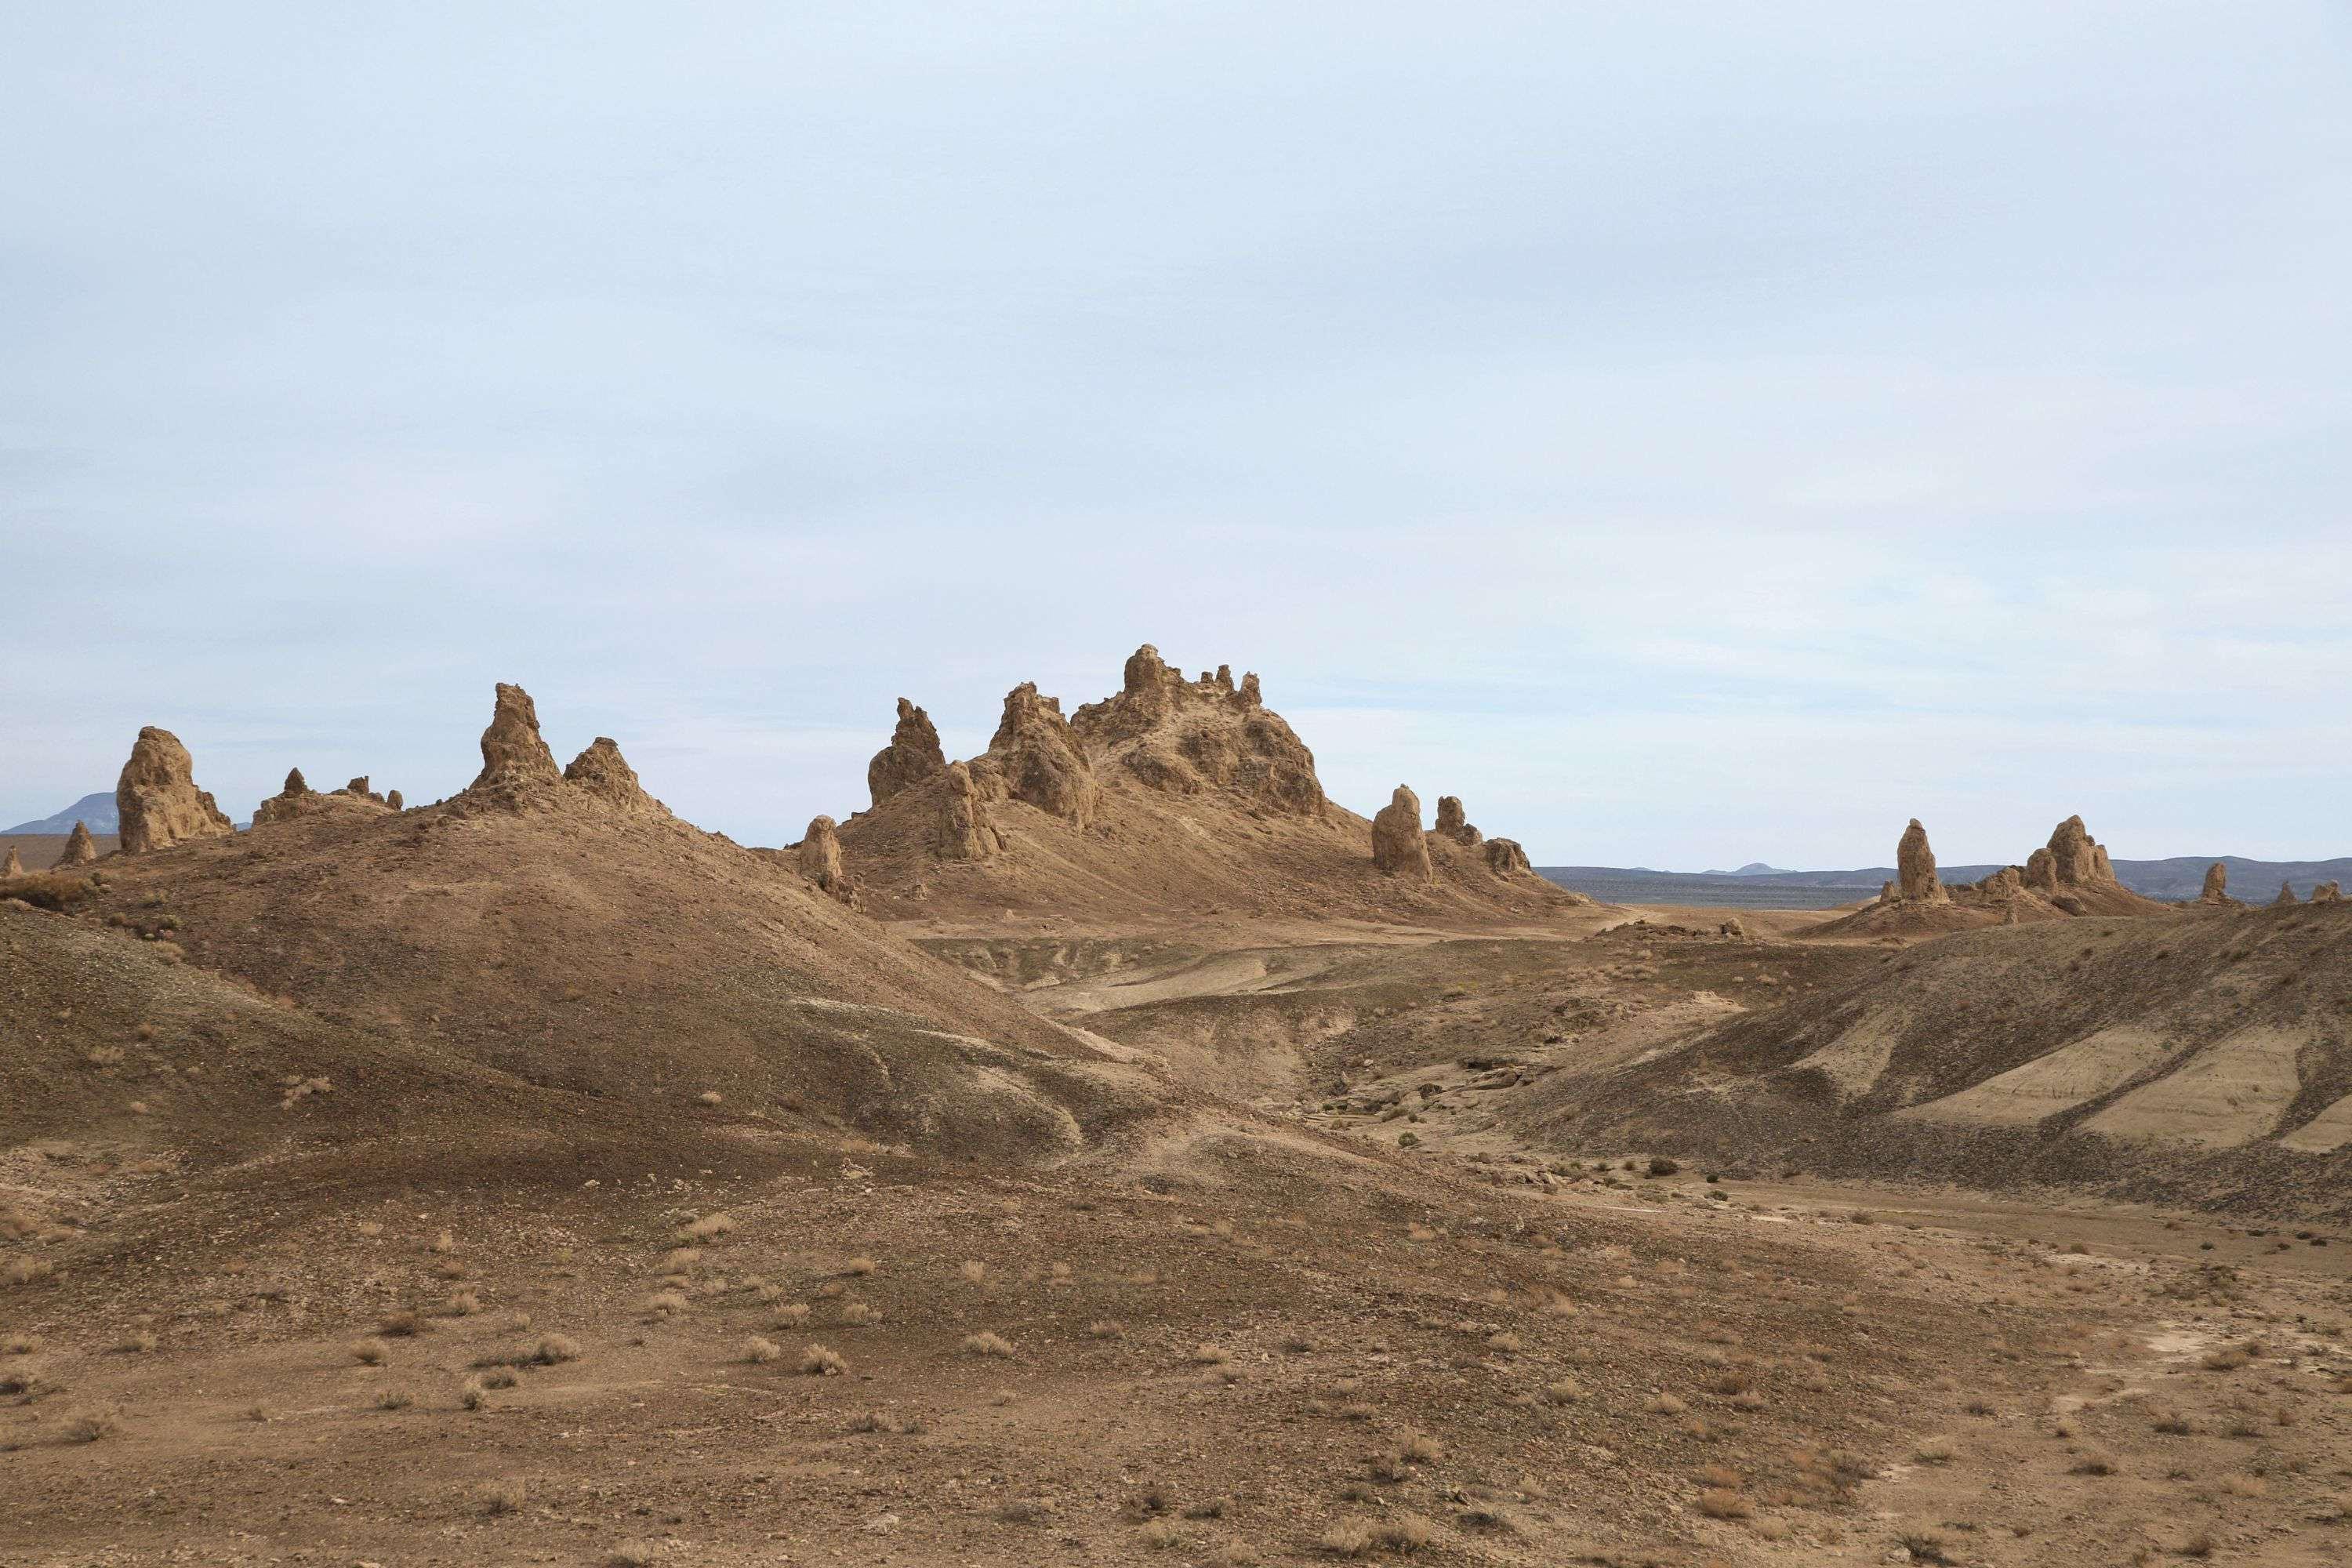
[
  {"x1": 1238, "y1": 673, "x2": 1262, "y2": 706},
  {"x1": 1068, "y1": 647, "x2": 1327, "y2": 816},
  {"x1": 1371, "y1": 786, "x2": 1433, "y2": 881},
  {"x1": 466, "y1": 683, "x2": 565, "y2": 805},
  {"x1": 2043, "y1": 815, "x2": 2113, "y2": 887},
  {"x1": 1483, "y1": 837, "x2": 1533, "y2": 877},
  {"x1": 2314, "y1": 881, "x2": 2343, "y2": 905},
  {"x1": 935, "y1": 761, "x2": 997, "y2": 861},
  {"x1": 868, "y1": 699, "x2": 946, "y2": 808},
  {"x1": 2024, "y1": 848, "x2": 2057, "y2": 891},
  {"x1": 387, "y1": 790, "x2": 404, "y2": 811},
  {"x1": 1895, "y1": 818, "x2": 1947, "y2": 902},
  {"x1": 563, "y1": 738, "x2": 660, "y2": 812},
  {"x1": 2276, "y1": 880, "x2": 2299, "y2": 906},
  {"x1": 2199, "y1": 862, "x2": 2234, "y2": 906},
  {"x1": 2, "y1": 847, "x2": 23, "y2": 877},
  {"x1": 54, "y1": 822, "x2": 98, "y2": 867},
  {"x1": 1976, "y1": 865, "x2": 2025, "y2": 898},
  {"x1": 1878, "y1": 879, "x2": 1899, "y2": 905},
  {"x1": 989, "y1": 683, "x2": 1098, "y2": 825},
  {"x1": 281, "y1": 768, "x2": 308, "y2": 795},
  {"x1": 115, "y1": 728, "x2": 234, "y2": 855},
  {"x1": 1434, "y1": 797, "x2": 1483, "y2": 848},
  {"x1": 255, "y1": 766, "x2": 399, "y2": 827},
  {"x1": 797, "y1": 815, "x2": 850, "y2": 899}
]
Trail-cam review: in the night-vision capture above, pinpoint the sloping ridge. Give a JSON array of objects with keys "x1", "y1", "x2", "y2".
[
  {"x1": 834, "y1": 644, "x2": 1586, "y2": 930},
  {"x1": 20, "y1": 686, "x2": 1153, "y2": 1167},
  {"x1": 1509, "y1": 899, "x2": 2352, "y2": 1215}
]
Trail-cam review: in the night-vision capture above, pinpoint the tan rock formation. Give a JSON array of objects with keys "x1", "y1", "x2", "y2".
[
  {"x1": 1433, "y1": 796, "x2": 1483, "y2": 848},
  {"x1": 256, "y1": 765, "x2": 397, "y2": 827},
  {"x1": 281, "y1": 768, "x2": 308, "y2": 795},
  {"x1": 797, "y1": 815, "x2": 848, "y2": 898},
  {"x1": 116, "y1": 727, "x2": 234, "y2": 855},
  {"x1": 54, "y1": 822, "x2": 98, "y2": 867},
  {"x1": 2024, "y1": 847, "x2": 2056, "y2": 891},
  {"x1": 2198, "y1": 862, "x2": 2233, "y2": 905},
  {"x1": 2313, "y1": 881, "x2": 2343, "y2": 905},
  {"x1": 386, "y1": 790, "x2": 404, "y2": 811},
  {"x1": 1483, "y1": 837, "x2": 1533, "y2": 876},
  {"x1": 1237, "y1": 672, "x2": 1262, "y2": 706},
  {"x1": 2045, "y1": 815, "x2": 2112, "y2": 887},
  {"x1": 2, "y1": 847, "x2": 23, "y2": 877},
  {"x1": 467, "y1": 683, "x2": 564, "y2": 804},
  {"x1": 2276, "y1": 880, "x2": 2299, "y2": 906},
  {"x1": 989, "y1": 683, "x2": 1098, "y2": 825},
  {"x1": 563, "y1": 738, "x2": 659, "y2": 812},
  {"x1": 1371, "y1": 786, "x2": 1433, "y2": 881},
  {"x1": 1878, "y1": 879, "x2": 1898, "y2": 905},
  {"x1": 936, "y1": 760, "x2": 996, "y2": 860},
  {"x1": 1895, "y1": 818, "x2": 1947, "y2": 902},
  {"x1": 867, "y1": 699, "x2": 947, "y2": 808},
  {"x1": 1976, "y1": 865, "x2": 2025, "y2": 898}
]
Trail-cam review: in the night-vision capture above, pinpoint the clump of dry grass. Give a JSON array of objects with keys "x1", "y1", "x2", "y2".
[
  {"x1": 351, "y1": 1337, "x2": 391, "y2": 1366},
  {"x1": 1695, "y1": 1487, "x2": 1752, "y2": 1519},
  {"x1": 3, "y1": 1258, "x2": 56, "y2": 1287},
  {"x1": 63, "y1": 1403, "x2": 122, "y2": 1443},
  {"x1": 1139, "y1": 1519, "x2": 1185, "y2": 1550},
  {"x1": 773, "y1": 1302, "x2": 811, "y2": 1327},
  {"x1": 842, "y1": 1256, "x2": 877, "y2": 1277},
  {"x1": 679, "y1": 1213, "x2": 735, "y2": 1241},
  {"x1": 605, "y1": 1545, "x2": 660, "y2": 1566},
  {"x1": 1192, "y1": 1343, "x2": 1232, "y2": 1365},
  {"x1": 474, "y1": 1478, "x2": 525, "y2": 1515},
  {"x1": 641, "y1": 1290, "x2": 691, "y2": 1319},
  {"x1": 1643, "y1": 1391, "x2": 1685, "y2": 1414},
  {"x1": 800, "y1": 1343, "x2": 847, "y2": 1376},
  {"x1": 374, "y1": 1388, "x2": 414, "y2": 1411},
  {"x1": 376, "y1": 1310, "x2": 429, "y2": 1338},
  {"x1": 697, "y1": 1090, "x2": 723, "y2": 1105},
  {"x1": 428, "y1": 1230, "x2": 456, "y2": 1254},
  {"x1": 114, "y1": 1330, "x2": 158, "y2": 1355},
  {"x1": 5, "y1": 1334, "x2": 42, "y2": 1355},
  {"x1": 960, "y1": 1259, "x2": 987, "y2": 1283},
  {"x1": 1089, "y1": 1320, "x2": 1127, "y2": 1339},
  {"x1": 531, "y1": 1334, "x2": 581, "y2": 1365},
  {"x1": 445, "y1": 1289, "x2": 482, "y2": 1317},
  {"x1": 355, "y1": 1221, "x2": 383, "y2": 1239},
  {"x1": 1912, "y1": 1436, "x2": 1955, "y2": 1465},
  {"x1": 963, "y1": 1331, "x2": 1017, "y2": 1359},
  {"x1": 1544, "y1": 1378, "x2": 1585, "y2": 1405}
]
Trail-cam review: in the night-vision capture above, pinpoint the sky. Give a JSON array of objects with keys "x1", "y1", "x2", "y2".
[{"x1": 5, "y1": 3, "x2": 2350, "y2": 868}]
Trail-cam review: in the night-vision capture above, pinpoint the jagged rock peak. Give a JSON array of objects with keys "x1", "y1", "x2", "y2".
[
  {"x1": 989, "y1": 682, "x2": 1097, "y2": 825},
  {"x1": 2, "y1": 847, "x2": 23, "y2": 877},
  {"x1": 468, "y1": 683, "x2": 564, "y2": 802},
  {"x1": 282, "y1": 768, "x2": 310, "y2": 796},
  {"x1": 2041, "y1": 815, "x2": 2118, "y2": 888},
  {"x1": 797, "y1": 814, "x2": 850, "y2": 900},
  {"x1": 55, "y1": 822, "x2": 99, "y2": 866},
  {"x1": 1214, "y1": 664, "x2": 1234, "y2": 692},
  {"x1": 1433, "y1": 795, "x2": 1482, "y2": 848},
  {"x1": 562, "y1": 737, "x2": 659, "y2": 812},
  {"x1": 1371, "y1": 786, "x2": 1433, "y2": 881},
  {"x1": 1895, "y1": 818, "x2": 1947, "y2": 902},
  {"x1": 935, "y1": 760, "x2": 996, "y2": 860},
  {"x1": 2275, "y1": 880, "x2": 2299, "y2": 906},
  {"x1": 868, "y1": 697, "x2": 947, "y2": 808},
  {"x1": 116, "y1": 727, "x2": 234, "y2": 855},
  {"x1": 1238, "y1": 672, "x2": 1261, "y2": 706},
  {"x1": 2199, "y1": 862, "x2": 2233, "y2": 905}
]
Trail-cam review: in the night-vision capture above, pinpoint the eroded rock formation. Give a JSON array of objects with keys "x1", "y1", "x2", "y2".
[
  {"x1": 54, "y1": 822, "x2": 98, "y2": 867},
  {"x1": 797, "y1": 814, "x2": 849, "y2": 898},
  {"x1": 2314, "y1": 881, "x2": 2343, "y2": 905},
  {"x1": 1895, "y1": 818, "x2": 1947, "y2": 902},
  {"x1": 387, "y1": 790, "x2": 404, "y2": 811},
  {"x1": 467, "y1": 683, "x2": 565, "y2": 804},
  {"x1": 563, "y1": 738, "x2": 659, "y2": 812},
  {"x1": 1371, "y1": 786, "x2": 1433, "y2": 881},
  {"x1": 1068, "y1": 647, "x2": 1326, "y2": 815},
  {"x1": 2199, "y1": 862, "x2": 2234, "y2": 905},
  {"x1": 256, "y1": 766, "x2": 400, "y2": 827},
  {"x1": 1434, "y1": 797, "x2": 1483, "y2": 848},
  {"x1": 935, "y1": 760, "x2": 996, "y2": 860},
  {"x1": 989, "y1": 683, "x2": 1098, "y2": 825},
  {"x1": 2, "y1": 847, "x2": 23, "y2": 877},
  {"x1": 1483, "y1": 837, "x2": 1533, "y2": 877},
  {"x1": 2276, "y1": 880, "x2": 2299, "y2": 906},
  {"x1": 116, "y1": 727, "x2": 234, "y2": 855},
  {"x1": 867, "y1": 699, "x2": 946, "y2": 808}
]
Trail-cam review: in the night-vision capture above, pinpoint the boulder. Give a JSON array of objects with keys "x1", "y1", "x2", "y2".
[
  {"x1": 1434, "y1": 796, "x2": 1483, "y2": 848},
  {"x1": 466, "y1": 683, "x2": 564, "y2": 805},
  {"x1": 115, "y1": 727, "x2": 234, "y2": 855},
  {"x1": 1371, "y1": 786, "x2": 1434, "y2": 881},
  {"x1": 54, "y1": 822, "x2": 98, "y2": 867},
  {"x1": 563, "y1": 737, "x2": 660, "y2": 812},
  {"x1": 1482, "y1": 837, "x2": 1533, "y2": 877},
  {"x1": 2198, "y1": 862, "x2": 2234, "y2": 905},
  {"x1": 935, "y1": 760, "x2": 996, "y2": 860},
  {"x1": 867, "y1": 698, "x2": 947, "y2": 808},
  {"x1": 1895, "y1": 818, "x2": 1947, "y2": 902},
  {"x1": 797, "y1": 814, "x2": 849, "y2": 898},
  {"x1": 988, "y1": 682, "x2": 1098, "y2": 825}
]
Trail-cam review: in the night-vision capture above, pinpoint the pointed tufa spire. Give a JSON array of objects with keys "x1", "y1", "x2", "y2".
[
  {"x1": 935, "y1": 760, "x2": 996, "y2": 860},
  {"x1": 116, "y1": 727, "x2": 234, "y2": 855},
  {"x1": 1895, "y1": 818, "x2": 1947, "y2": 902},
  {"x1": 469, "y1": 682, "x2": 564, "y2": 800},
  {"x1": 867, "y1": 697, "x2": 946, "y2": 808},
  {"x1": 562, "y1": 737, "x2": 658, "y2": 812},
  {"x1": 1432, "y1": 795, "x2": 1481, "y2": 848},
  {"x1": 55, "y1": 822, "x2": 99, "y2": 867},
  {"x1": 2199, "y1": 862, "x2": 2234, "y2": 905},
  {"x1": 2, "y1": 846, "x2": 23, "y2": 877},
  {"x1": 1370, "y1": 785, "x2": 1433, "y2": 881},
  {"x1": 797, "y1": 814, "x2": 850, "y2": 899},
  {"x1": 282, "y1": 768, "x2": 310, "y2": 796},
  {"x1": 989, "y1": 682, "x2": 1097, "y2": 825}
]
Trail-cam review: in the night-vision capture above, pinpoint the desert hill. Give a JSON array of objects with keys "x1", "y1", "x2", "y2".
[
  {"x1": 2, "y1": 792, "x2": 122, "y2": 836},
  {"x1": 12, "y1": 686, "x2": 1156, "y2": 1167},
  {"x1": 831, "y1": 645, "x2": 1588, "y2": 932},
  {"x1": 1501, "y1": 897, "x2": 2352, "y2": 1214}
]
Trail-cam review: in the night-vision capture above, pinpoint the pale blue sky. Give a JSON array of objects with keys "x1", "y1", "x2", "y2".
[{"x1": 5, "y1": 4, "x2": 2349, "y2": 866}]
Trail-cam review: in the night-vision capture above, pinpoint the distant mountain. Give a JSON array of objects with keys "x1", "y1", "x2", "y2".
[
  {"x1": 2, "y1": 792, "x2": 118, "y2": 835},
  {"x1": 1542, "y1": 855, "x2": 2352, "y2": 908}
]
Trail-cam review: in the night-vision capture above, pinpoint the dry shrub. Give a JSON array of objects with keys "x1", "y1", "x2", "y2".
[
  {"x1": 842, "y1": 1256, "x2": 877, "y2": 1276},
  {"x1": 445, "y1": 1290, "x2": 482, "y2": 1316},
  {"x1": 680, "y1": 1213, "x2": 735, "y2": 1241},
  {"x1": 960, "y1": 1259, "x2": 987, "y2": 1283},
  {"x1": 1319, "y1": 1523, "x2": 1375, "y2": 1556},
  {"x1": 800, "y1": 1343, "x2": 847, "y2": 1376},
  {"x1": 1139, "y1": 1520, "x2": 1185, "y2": 1550},
  {"x1": 1912, "y1": 1437, "x2": 1955, "y2": 1465},
  {"x1": 1486, "y1": 1332, "x2": 1520, "y2": 1354},
  {"x1": 1544, "y1": 1378, "x2": 1585, "y2": 1405},
  {"x1": 1192, "y1": 1343, "x2": 1231, "y2": 1365},
  {"x1": 1695, "y1": 1487, "x2": 1752, "y2": 1519},
  {"x1": 478, "y1": 1366, "x2": 519, "y2": 1389},
  {"x1": 641, "y1": 1290, "x2": 690, "y2": 1318},
  {"x1": 532, "y1": 1334, "x2": 581, "y2": 1365},
  {"x1": 1089, "y1": 1320, "x2": 1127, "y2": 1339},
  {"x1": 114, "y1": 1331, "x2": 158, "y2": 1355},
  {"x1": 2217, "y1": 1472, "x2": 2267, "y2": 1497},
  {"x1": 351, "y1": 1338, "x2": 390, "y2": 1366},
  {"x1": 1644, "y1": 1391, "x2": 1686, "y2": 1414},
  {"x1": 377, "y1": 1310, "x2": 428, "y2": 1338},
  {"x1": 2069, "y1": 1454, "x2": 2118, "y2": 1476},
  {"x1": 0, "y1": 872, "x2": 95, "y2": 911},
  {"x1": 1398, "y1": 1432, "x2": 1443, "y2": 1464},
  {"x1": 64, "y1": 1403, "x2": 121, "y2": 1443},
  {"x1": 697, "y1": 1090, "x2": 723, "y2": 1105},
  {"x1": 355, "y1": 1220, "x2": 383, "y2": 1238},
  {"x1": 374, "y1": 1388, "x2": 414, "y2": 1410},
  {"x1": 474, "y1": 1478, "x2": 525, "y2": 1515},
  {"x1": 773, "y1": 1303, "x2": 811, "y2": 1327},
  {"x1": 428, "y1": 1230, "x2": 456, "y2": 1254},
  {"x1": 459, "y1": 1377, "x2": 490, "y2": 1410},
  {"x1": 963, "y1": 1331, "x2": 1017, "y2": 1359},
  {"x1": 606, "y1": 1547, "x2": 660, "y2": 1567},
  {"x1": 741, "y1": 1336, "x2": 782, "y2": 1364},
  {"x1": 3, "y1": 1258, "x2": 56, "y2": 1287}
]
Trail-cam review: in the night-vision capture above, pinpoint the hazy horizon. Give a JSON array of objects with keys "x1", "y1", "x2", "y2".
[{"x1": 7, "y1": 5, "x2": 2350, "y2": 866}]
